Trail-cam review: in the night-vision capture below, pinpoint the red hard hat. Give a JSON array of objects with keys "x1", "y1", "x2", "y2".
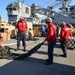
[
  {"x1": 45, "y1": 17, "x2": 52, "y2": 23},
  {"x1": 60, "y1": 22, "x2": 66, "y2": 27}
]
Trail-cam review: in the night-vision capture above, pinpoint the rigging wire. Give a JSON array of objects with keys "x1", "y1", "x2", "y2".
[
  {"x1": 39, "y1": 0, "x2": 55, "y2": 7},
  {"x1": 40, "y1": 0, "x2": 54, "y2": 5},
  {"x1": 52, "y1": 2, "x2": 62, "y2": 8},
  {"x1": 38, "y1": 0, "x2": 62, "y2": 9}
]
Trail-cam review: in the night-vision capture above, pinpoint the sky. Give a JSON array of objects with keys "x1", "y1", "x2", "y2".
[{"x1": 0, "y1": 0, "x2": 75, "y2": 20}]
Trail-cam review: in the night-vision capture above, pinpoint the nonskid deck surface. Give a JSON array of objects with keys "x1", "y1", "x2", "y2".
[{"x1": 0, "y1": 37, "x2": 75, "y2": 75}]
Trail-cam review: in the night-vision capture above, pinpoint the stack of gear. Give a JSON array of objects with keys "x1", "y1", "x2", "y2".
[
  {"x1": 0, "y1": 46, "x2": 10, "y2": 59},
  {"x1": 0, "y1": 33, "x2": 11, "y2": 59}
]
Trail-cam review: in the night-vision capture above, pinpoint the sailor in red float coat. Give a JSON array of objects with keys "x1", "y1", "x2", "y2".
[
  {"x1": 15, "y1": 16, "x2": 28, "y2": 51},
  {"x1": 44, "y1": 17, "x2": 56, "y2": 65}
]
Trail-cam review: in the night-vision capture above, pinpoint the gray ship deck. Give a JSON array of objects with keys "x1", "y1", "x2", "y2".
[{"x1": 0, "y1": 37, "x2": 75, "y2": 75}]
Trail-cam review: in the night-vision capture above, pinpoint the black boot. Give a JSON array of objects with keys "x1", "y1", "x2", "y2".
[
  {"x1": 45, "y1": 61, "x2": 53, "y2": 65},
  {"x1": 16, "y1": 46, "x2": 19, "y2": 51},
  {"x1": 60, "y1": 53, "x2": 67, "y2": 57},
  {"x1": 23, "y1": 46, "x2": 26, "y2": 52}
]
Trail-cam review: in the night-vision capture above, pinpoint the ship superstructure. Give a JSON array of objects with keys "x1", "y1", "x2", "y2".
[
  {"x1": 6, "y1": 0, "x2": 75, "y2": 26},
  {"x1": 6, "y1": 2, "x2": 31, "y2": 23}
]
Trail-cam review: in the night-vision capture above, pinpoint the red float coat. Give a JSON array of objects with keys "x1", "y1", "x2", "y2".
[
  {"x1": 60, "y1": 26, "x2": 72, "y2": 40},
  {"x1": 45, "y1": 22, "x2": 56, "y2": 42},
  {"x1": 16, "y1": 20, "x2": 28, "y2": 32}
]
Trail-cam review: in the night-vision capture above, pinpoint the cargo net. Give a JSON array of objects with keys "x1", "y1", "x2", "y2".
[
  {"x1": 0, "y1": 41, "x2": 45, "y2": 60},
  {"x1": 66, "y1": 36, "x2": 75, "y2": 50}
]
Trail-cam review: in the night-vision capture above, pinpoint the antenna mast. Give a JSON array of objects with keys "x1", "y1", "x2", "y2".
[{"x1": 56, "y1": 0, "x2": 71, "y2": 16}]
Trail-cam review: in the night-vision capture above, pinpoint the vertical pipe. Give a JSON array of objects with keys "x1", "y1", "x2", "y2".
[{"x1": 23, "y1": 0, "x2": 24, "y2": 3}]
